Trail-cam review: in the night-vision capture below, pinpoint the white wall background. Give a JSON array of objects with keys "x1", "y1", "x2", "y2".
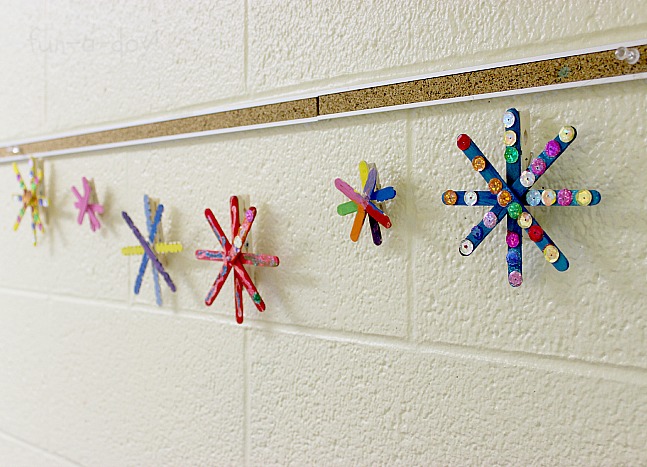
[{"x1": 1, "y1": 1, "x2": 646, "y2": 465}]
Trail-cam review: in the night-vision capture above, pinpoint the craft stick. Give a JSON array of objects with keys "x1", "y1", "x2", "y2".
[
  {"x1": 510, "y1": 129, "x2": 578, "y2": 196},
  {"x1": 359, "y1": 160, "x2": 369, "y2": 187},
  {"x1": 195, "y1": 249, "x2": 226, "y2": 261},
  {"x1": 145, "y1": 199, "x2": 163, "y2": 301},
  {"x1": 230, "y1": 196, "x2": 245, "y2": 321},
  {"x1": 372, "y1": 186, "x2": 396, "y2": 202},
  {"x1": 531, "y1": 189, "x2": 601, "y2": 206},
  {"x1": 240, "y1": 252, "x2": 280, "y2": 267},
  {"x1": 441, "y1": 190, "x2": 498, "y2": 206},
  {"x1": 457, "y1": 136, "x2": 507, "y2": 188},
  {"x1": 233, "y1": 208, "x2": 257, "y2": 255},
  {"x1": 234, "y1": 275, "x2": 244, "y2": 323},
  {"x1": 205, "y1": 262, "x2": 233, "y2": 306},
  {"x1": 233, "y1": 262, "x2": 266, "y2": 312},
  {"x1": 134, "y1": 200, "x2": 162, "y2": 294},
  {"x1": 363, "y1": 201, "x2": 392, "y2": 228},
  {"x1": 464, "y1": 204, "x2": 507, "y2": 252},
  {"x1": 205, "y1": 208, "x2": 230, "y2": 250},
  {"x1": 337, "y1": 201, "x2": 358, "y2": 216},
  {"x1": 505, "y1": 108, "x2": 523, "y2": 286},
  {"x1": 12, "y1": 163, "x2": 26, "y2": 191},
  {"x1": 350, "y1": 205, "x2": 366, "y2": 242},
  {"x1": 363, "y1": 167, "x2": 377, "y2": 198},
  {"x1": 334, "y1": 178, "x2": 361, "y2": 203},
  {"x1": 368, "y1": 215, "x2": 383, "y2": 246},
  {"x1": 519, "y1": 208, "x2": 569, "y2": 272},
  {"x1": 71, "y1": 185, "x2": 86, "y2": 225},
  {"x1": 154, "y1": 242, "x2": 183, "y2": 254},
  {"x1": 230, "y1": 196, "x2": 240, "y2": 237}
]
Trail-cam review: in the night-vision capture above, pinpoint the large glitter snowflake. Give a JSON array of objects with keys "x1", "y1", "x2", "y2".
[{"x1": 442, "y1": 108, "x2": 601, "y2": 287}]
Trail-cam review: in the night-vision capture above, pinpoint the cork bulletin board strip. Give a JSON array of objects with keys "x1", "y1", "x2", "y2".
[
  {"x1": 318, "y1": 45, "x2": 647, "y2": 115},
  {"x1": 2, "y1": 41, "x2": 646, "y2": 160}
]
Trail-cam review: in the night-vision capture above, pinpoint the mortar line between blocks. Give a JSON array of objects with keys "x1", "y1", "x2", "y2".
[
  {"x1": 24, "y1": 289, "x2": 647, "y2": 387},
  {"x1": 0, "y1": 429, "x2": 82, "y2": 467}
]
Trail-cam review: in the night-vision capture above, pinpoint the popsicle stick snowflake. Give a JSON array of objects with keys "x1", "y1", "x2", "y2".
[
  {"x1": 71, "y1": 177, "x2": 104, "y2": 232},
  {"x1": 195, "y1": 196, "x2": 279, "y2": 324},
  {"x1": 335, "y1": 161, "x2": 396, "y2": 245},
  {"x1": 12, "y1": 158, "x2": 48, "y2": 246},
  {"x1": 121, "y1": 195, "x2": 183, "y2": 306},
  {"x1": 442, "y1": 108, "x2": 601, "y2": 287}
]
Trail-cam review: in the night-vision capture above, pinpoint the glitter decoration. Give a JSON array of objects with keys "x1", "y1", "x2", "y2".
[
  {"x1": 545, "y1": 140, "x2": 561, "y2": 158},
  {"x1": 507, "y1": 202, "x2": 522, "y2": 219},
  {"x1": 526, "y1": 189, "x2": 542, "y2": 206},
  {"x1": 557, "y1": 189, "x2": 573, "y2": 206}
]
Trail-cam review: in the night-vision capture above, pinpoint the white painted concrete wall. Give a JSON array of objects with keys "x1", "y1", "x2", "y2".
[{"x1": 0, "y1": 1, "x2": 646, "y2": 465}]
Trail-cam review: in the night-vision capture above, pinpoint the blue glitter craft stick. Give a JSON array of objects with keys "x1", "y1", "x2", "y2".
[
  {"x1": 134, "y1": 199, "x2": 163, "y2": 295},
  {"x1": 144, "y1": 196, "x2": 162, "y2": 306},
  {"x1": 510, "y1": 128, "x2": 578, "y2": 198},
  {"x1": 463, "y1": 204, "x2": 507, "y2": 252},
  {"x1": 505, "y1": 108, "x2": 523, "y2": 287},
  {"x1": 459, "y1": 138, "x2": 507, "y2": 188},
  {"x1": 524, "y1": 217, "x2": 569, "y2": 272},
  {"x1": 441, "y1": 191, "x2": 497, "y2": 206}
]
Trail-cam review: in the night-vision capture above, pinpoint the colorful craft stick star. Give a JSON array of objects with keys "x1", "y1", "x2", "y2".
[
  {"x1": 335, "y1": 161, "x2": 396, "y2": 245},
  {"x1": 121, "y1": 195, "x2": 183, "y2": 306},
  {"x1": 71, "y1": 177, "x2": 104, "y2": 232},
  {"x1": 195, "y1": 196, "x2": 279, "y2": 324},
  {"x1": 12, "y1": 158, "x2": 48, "y2": 246},
  {"x1": 442, "y1": 108, "x2": 601, "y2": 287}
]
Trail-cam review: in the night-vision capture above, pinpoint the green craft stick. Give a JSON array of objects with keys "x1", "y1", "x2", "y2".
[{"x1": 337, "y1": 201, "x2": 358, "y2": 216}]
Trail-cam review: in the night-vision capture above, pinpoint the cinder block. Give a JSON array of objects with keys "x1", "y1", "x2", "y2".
[
  {"x1": 248, "y1": 0, "x2": 647, "y2": 93},
  {"x1": 0, "y1": 0, "x2": 47, "y2": 140},
  {"x1": 44, "y1": 0, "x2": 245, "y2": 132},
  {"x1": 0, "y1": 293, "x2": 52, "y2": 445},
  {"x1": 249, "y1": 331, "x2": 647, "y2": 465},
  {"x1": 45, "y1": 298, "x2": 245, "y2": 466}
]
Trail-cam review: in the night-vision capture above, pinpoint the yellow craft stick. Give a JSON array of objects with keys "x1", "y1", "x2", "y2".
[
  {"x1": 121, "y1": 242, "x2": 183, "y2": 256},
  {"x1": 358, "y1": 160, "x2": 369, "y2": 187},
  {"x1": 155, "y1": 242, "x2": 183, "y2": 254}
]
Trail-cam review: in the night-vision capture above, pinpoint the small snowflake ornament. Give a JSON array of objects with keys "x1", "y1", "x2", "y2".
[
  {"x1": 334, "y1": 161, "x2": 396, "y2": 245},
  {"x1": 195, "y1": 196, "x2": 279, "y2": 323},
  {"x1": 71, "y1": 177, "x2": 104, "y2": 232},
  {"x1": 442, "y1": 108, "x2": 601, "y2": 287},
  {"x1": 121, "y1": 195, "x2": 183, "y2": 306},
  {"x1": 12, "y1": 158, "x2": 48, "y2": 245}
]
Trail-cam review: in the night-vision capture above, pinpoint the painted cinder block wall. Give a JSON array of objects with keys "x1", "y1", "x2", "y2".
[{"x1": 1, "y1": 1, "x2": 646, "y2": 465}]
